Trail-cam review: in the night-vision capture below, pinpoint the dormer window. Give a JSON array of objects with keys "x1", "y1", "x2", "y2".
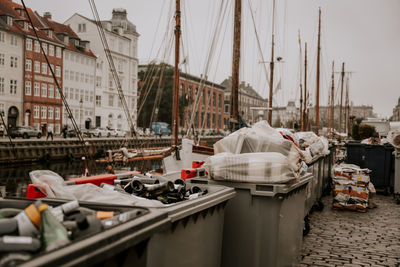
[
  {"x1": 48, "y1": 30, "x2": 53, "y2": 38},
  {"x1": 7, "y1": 16, "x2": 13, "y2": 26},
  {"x1": 23, "y1": 21, "x2": 28, "y2": 31},
  {"x1": 19, "y1": 10, "x2": 25, "y2": 17},
  {"x1": 75, "y1": 40, "x2": 79, "y2": 46}
]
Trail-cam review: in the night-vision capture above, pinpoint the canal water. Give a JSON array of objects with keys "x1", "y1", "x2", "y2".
[{"x1": 0, "y1": 159, "x2": 163, "y2": 197}]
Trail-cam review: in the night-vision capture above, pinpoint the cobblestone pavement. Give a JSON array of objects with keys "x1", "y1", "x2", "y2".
[{"x1": 298, "y1": 194, "x2": 400, "y2": 267}]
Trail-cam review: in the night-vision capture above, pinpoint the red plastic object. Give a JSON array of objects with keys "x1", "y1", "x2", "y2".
[
  {"x1": 26, "y1": 184, "x2": 47, "y2": 199},
  {"x1": 67, "y1": 173, "x2": 118, "y2": 187},
  {"x1": 181, "y1": 169, "x2": 197, "y2": 181},
  {"x1": 192, "y1": 161, "x2": 205, "y2": 169}
]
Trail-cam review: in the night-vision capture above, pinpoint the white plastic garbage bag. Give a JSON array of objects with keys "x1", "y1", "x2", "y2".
[
  {"x1": 204, "y1": 152, "x2": 299, "y2": 184},
  {"x1": 29, "y1": 170, "x2": 165, "y2": 207},
  {"x1": 295, "y1": 131, "x2": 327, "y2": 156}
]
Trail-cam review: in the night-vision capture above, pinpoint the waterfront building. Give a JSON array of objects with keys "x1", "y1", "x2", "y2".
[
  {"x1": 40, "y1": 12, "x2": 96, "y2": 130},
  {"x1": 0, "y1": 16, "x2": 24, "y2": 128},
  {"x1": 391, "y1": 97, "x2": 400, "y2": 121},
  {"x1": 0, "y1": 0, "x2": 65, "y2": 134},
  {"x1": 65, "y1": 9, "x2": 139, "y2": 131},
  {"x1": 220, "y1": 77, "x2": 268, "y2": 126}
]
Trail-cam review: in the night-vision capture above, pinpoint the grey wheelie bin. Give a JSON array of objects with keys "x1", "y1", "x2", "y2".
[
  {"x1": 191, "y1": 174, "x2": 312, "y2": 267},
  {"x1": 305, "y1": 157, "x2": 321, "y2": 215},
  {"x1": 0, "y1": 198, "x2": 169, "y2": 267},
  {"x1": 394, "y1": 151, "x2": 400, "y2": 204},
  {"x1": 145, "y1": 183, "x2": 236, "y2": 267}
]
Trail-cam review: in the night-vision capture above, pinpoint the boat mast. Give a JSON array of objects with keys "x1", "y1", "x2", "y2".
[
  {"x1": 298, "y1": 30, "x2": 303, "y2": 130},
  {"x1": 345, "y1": 76, "x2": 350, "y2": 134},
  {"x1": 230, "y1": 0, "x2": 241, "y2": 130},
  {"x1": 329, "y1": 61, "x2": 335, "y2": 134},
  {"x1": 173, "y1": 0, "x2": 181, "y2": 146},
  {"x1": 339, "y1": 62, "x2": 345, "y2": 133},
  {"x1": 268, "y1": 0, "x2": 276, "y2": 125},
  {"x1": 315, "y1": 8, "x2": 321, "y2": 134},
  {"x1": 303, "y1": 42, "x2": 308, "y2": 131}
]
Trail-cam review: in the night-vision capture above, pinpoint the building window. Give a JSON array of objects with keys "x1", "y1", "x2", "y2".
[
  {"x1": 75, "y1": 88, "x2": 79, "y2": 100},
  {"x1": 7, "y1": 16, "x2": 13, "y2": 26},
  {"x1": 9, "y1": 80, "x2": 17, "y2": 94},
  {"x1": 34, "y1": 40, "x2": 40, "y2": 53},
  {"x1": 55, "y1": 87, "x2": 60, "y2": 99},
  {"x1": 55, "y1": 107, "x2": 60, "y2": 120},
  {"x1": 0, "y1": 104, "x2": 4, "y2": 114},
  {"x1": 42, "y1": 62, "x2": 47, "y2": 74},
  {"x1": 41, "y1": 83, "x2": 47, "y2": 97},
  {"x1": 70, "y1": 71, "x2": 74, "y2": 81},
  {"x1": 25, "y1": 81, "x2": 31, "y2": 95},
  {"x1": 108, "y1": 94, "x2": 114, "y2": 107},
  {"x1": 0, "y1": 32, "x2": 4, "y2": 42},
  {"x1": 26, "y1": 38, "x2": 32, "y2": 50},
  {"x1": 75, "y1": 71, "x2": 79, "y2": 81},
  {"x1": 33, "y1": 106, "x2": 39, "y2": 118},
  {"x1": 48, "y1": 84, "x2": 54, "y2": 98},
  {"x1": 84, "y1": 90, "x2": 88, "y2": 102},
  {"x1": 34, "y1": 61, "x2": 40, "y2": 73},
  {"x1": 95, "y1": 95, "x2": 101, "y2": 107},
  {"x1": 0, "y1": 54, "x2": 4, "y2": 66},
  {"x1": 65, "y1": 70, "x2": 69, "y2": 80},
  {"x1": 69, "y1": 89, "x2": 73, "y2": 99},
  {"x1": 213, "y1": 92, "x2": 216, "y2": 107},
  {"x1": 10, "y1": 35, "x2": 17, "y2": 46},
  {"x1": 41, "y1": 106, "x2": 47, "y2": 119},
  {"x1": 50, "y1": 64, "x2": 54, "y2": 73},
  {"x1": 219, "y1": 94, "x2": 222, "y2": 107},
  {"x1": 48, "y1": 107, "x2": 54, "y2": 119},
  {"x1": 96, "y1": 76, "x2": 101, "y2": 87},
  {"x1": 56, "y1": 47, "x2": 61, "y2": 58},
  {"x1": 42, "y1": 43, "x2": 47, "y2": 55},
  {"x1": 55, "y1": 66, "x2": 61, "y2": 77},
  {"x1": 90, "y1": 92, "x2": 94, "y2": 102},
  {"x1": 78, "y1": 23, "x2": 86, "y2": 32},
  {"x1": 85, "y1": 74, "x2": 89, "y2": 83},
  {"x1": 80, "y1": 73, "x2": 84, "y2": 82},
  {"x1": 34, "y1": 82, "x2": 40, "y2": 96},
  {"x1": 10, "y1": 56, "x2": 17, "y2": 68},
  {"x1": 0, "y1": 77, "x2": 4, "y2": 93},
  {"x1": 25, "y1": 59, "x2": 32, "y2": 71},
  {"x1": 49, "y1": 45, "x2": 54, "y2": 56}
]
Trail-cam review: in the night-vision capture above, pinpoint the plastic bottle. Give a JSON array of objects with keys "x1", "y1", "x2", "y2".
[
  {"x1": 14, "y1": 203, "x2": 41, "y2": 237},
  {"x1": 38, "y1": 204, "x2": 70, "y2": 252}
]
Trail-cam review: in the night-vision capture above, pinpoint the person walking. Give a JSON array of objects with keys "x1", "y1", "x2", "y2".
[
  {"x1": 46, "y1": 125, "x2": 54, "y2": 141},
  {"x1": 62, "y1": 126, "x2": 67, "y2": 139}
]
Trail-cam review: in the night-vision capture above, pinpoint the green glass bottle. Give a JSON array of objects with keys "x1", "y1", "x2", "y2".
[{"x1": 38, "y1": 204, "x2": 71, "y2": 252}]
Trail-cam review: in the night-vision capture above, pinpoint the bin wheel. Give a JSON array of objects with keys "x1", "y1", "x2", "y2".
[{"x1": 303, "y1": 215, "x2": 310, "y2": 236}]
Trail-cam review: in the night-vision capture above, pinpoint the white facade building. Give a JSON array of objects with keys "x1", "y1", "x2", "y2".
[
  {"x1": 39, "y1": 13, "x2": 97, "y2": 131},
  {"x1": 0, "y1": 27, "x2": 24, "y2": 128},
  {"x1": 65, "y1": 9, "x2": 139, "y2": 131}
]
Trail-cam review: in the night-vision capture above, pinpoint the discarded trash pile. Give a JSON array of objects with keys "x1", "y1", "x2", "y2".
[
  {"x1": 0, "y1": 199, "x2": 144, "y2": 265},
  {"x1": 97, "y1": 147, "x2": 172, "y2": 163},
  {"x1": 206, "y1": 121, "x2": 312, "y2": 183},
  {"x1": 27, "y1": 170, "x2": 207, "y2": 207},
  {"x1": 331, "y1": 163, "x2": 375, "y2": 212},
  {"x1": 294, "y1": 131, "x2": 330, "y2": 158}
]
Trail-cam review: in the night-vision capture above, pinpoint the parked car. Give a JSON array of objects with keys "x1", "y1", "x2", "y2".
[
  {"x1": 88, "y1": 127, "x2": 111, "y2": 138},
  {"x1": 8, "y1": 126, "x2": 42, "y2": 139},
  {"x1": 109, "y1": 128, "x2": 126, "y2": 137},
  {"x1": 66, "y1": 128, "x2": 91, "y2": 138},
  {"x1": 151, "y1": 122, "x2": 171, "y2": 136}
]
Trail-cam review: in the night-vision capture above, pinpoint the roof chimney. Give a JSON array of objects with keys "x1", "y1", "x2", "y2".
[
  {"x1": 112, "y1": 8, "x2": 127, "y2": 20},
  {"x1": 43, "y1": 12, "x2": 52, "y2": 20}
]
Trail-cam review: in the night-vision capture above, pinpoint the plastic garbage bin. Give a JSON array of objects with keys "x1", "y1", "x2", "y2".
[
  {"x1": 191, "y1": 174, "x2": 312, "y2": 267},
  {"x1": 305, "y1": 157, "x2": 321, "y2": 215},
  {"x1": 346, "y1": 141, "x2": 364, "y2": 167},
  {"x1": 145, "y1": 183, "x2": 235, "y2": 267},
  {"x1": 394, "y1": 152, "x2": 400, "y2": 204},
  {"x1": 363, "y1": 144, "x2": 394, "y2": 189},
  {"x1": 0, "y1": 198, "x2": 169, "y2": 267}
]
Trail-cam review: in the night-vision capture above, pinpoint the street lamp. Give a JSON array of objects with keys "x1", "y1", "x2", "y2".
[{"x1": 79, "y1": 98, "x2": 83, "y2": 130}]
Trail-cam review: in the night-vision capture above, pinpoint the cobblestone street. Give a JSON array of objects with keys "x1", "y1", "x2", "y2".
[{"x1": 298, "y1": 195, "x2": 400, "y2": 267}]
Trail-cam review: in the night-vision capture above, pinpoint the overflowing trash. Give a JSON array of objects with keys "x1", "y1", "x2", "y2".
[
  {"x1": 295, "y1": 131, "x2": 330, "y2": 157},
  {"x1": 0, "y1": 199, "x2": 145, "y2": 265},
  {"x1": 27, "y1": 170, "x2": 207, "y2": 207},
  {"x1": 331, "y1": 163, "x2": 376, "y2": 212}
]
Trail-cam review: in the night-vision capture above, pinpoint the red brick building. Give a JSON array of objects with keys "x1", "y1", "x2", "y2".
[
  {"x1": 179, "y1": 73, "x2": 225, "y2": 132},
  {"x1": 0, "y1": 0, "x2": 64, "y2": 134}
]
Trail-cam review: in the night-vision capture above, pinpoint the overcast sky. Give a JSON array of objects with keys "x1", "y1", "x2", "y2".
[{"x1": 25, "y1": 0, "x2": 400, "y2": 118}]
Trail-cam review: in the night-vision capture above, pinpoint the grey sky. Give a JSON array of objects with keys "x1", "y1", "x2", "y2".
[{"x1": 25, "y1": 0, "x2": 400, "y2": 118}]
